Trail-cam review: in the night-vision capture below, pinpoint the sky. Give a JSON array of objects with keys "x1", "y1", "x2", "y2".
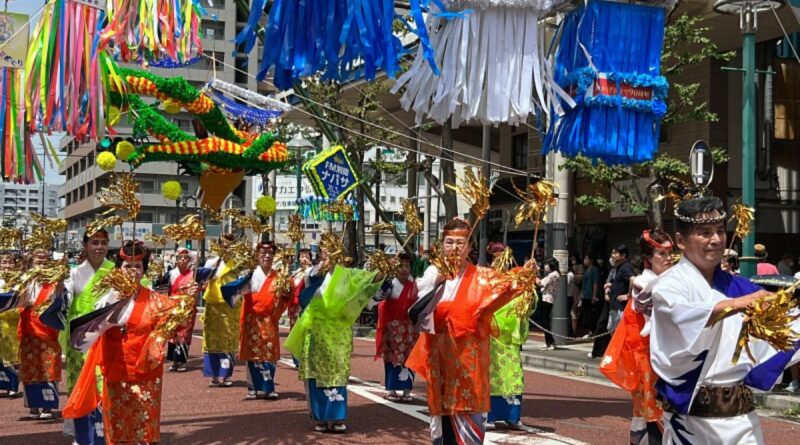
[{"x1": 6, "y1": 0, "x2": 64, "y2": 186}]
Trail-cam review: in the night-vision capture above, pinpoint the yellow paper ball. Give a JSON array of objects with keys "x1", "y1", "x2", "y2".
[
  {"x1": 164, "y1": 100, "x2": 181, "y2": 114},
  {"x1": 161, "y1": 181, "x2": 182, "y2": 201},
  {"x1": 255, "y1": 196, "x2": 277, "y2": 217},
  {"x1": 116, "y1": 140, "x2": 135, "y2": 162},
  {"x1": 97, "y1": 152, "x2": 117, "y2": 171}
]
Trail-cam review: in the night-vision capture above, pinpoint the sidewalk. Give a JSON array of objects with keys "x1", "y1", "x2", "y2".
[{"x1": 522, "y1": 333, "x2": 800, "y2": 412}]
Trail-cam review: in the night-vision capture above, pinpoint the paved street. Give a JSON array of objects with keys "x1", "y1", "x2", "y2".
[{"x1": 2, "y1": 326, "x2": 799, "y2": 444}]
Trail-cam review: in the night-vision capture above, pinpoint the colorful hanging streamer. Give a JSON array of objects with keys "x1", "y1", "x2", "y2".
[
  {"x1": 101, "y1": 0, "x2": 205, "y2": 66},
  {"x1": 296, "y1": 196, "x2": 360, "y2": 222},
  {"x1": 25, "y1": 0, "x2": 106, "y2": 140},
  {"x1": 1, "y1": 68, "x2": 41, "y2": 183},
  {"x1": 234, "y1": 0, "x2": 442, "y2": 90},
  {"x1": 543, "y1": 0, "x2": 669, "y2": 165}
]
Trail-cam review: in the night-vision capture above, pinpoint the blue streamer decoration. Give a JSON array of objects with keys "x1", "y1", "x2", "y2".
[
  {"x1": 543, "y1": 0, "x2": 669, "y2": 166},
  {"x1": 296, "y1": 196, "x2": 360, "y2": 222},
  {"x1": 207, "y1": 90, "x2": 284, "y2": 127},
  {"x1": 234, "y1": 0, "x2": 442, "y2": 90},
  {"x1": 148, "y1": 56, "x2": 203, "y2": 69}
]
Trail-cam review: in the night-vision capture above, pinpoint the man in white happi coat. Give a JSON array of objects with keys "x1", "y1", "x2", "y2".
[{"x1": 648, "y1": 196, "x2": 800, "y2": 445}]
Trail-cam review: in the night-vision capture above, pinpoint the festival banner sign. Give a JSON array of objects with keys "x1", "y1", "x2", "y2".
[
  {"x1": 302, "y1": 145, "x2": 360, "y2": 200},
  {"x1": 0, "y1": 13, "x2": 29, "y2": 69}
]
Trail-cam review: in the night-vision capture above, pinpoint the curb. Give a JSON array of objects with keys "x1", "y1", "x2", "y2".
[{"x1": 520, "y1": 351, "x2": 800, "y2": 412}]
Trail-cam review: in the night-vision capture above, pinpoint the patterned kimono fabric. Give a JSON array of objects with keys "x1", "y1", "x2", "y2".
[
  {"x1": 66, "y1": 259, "x2": 114, "y2": 445},
  {"x1": 18, "y1": 282, "x2": 62, "y2": 410},
  {"x1": 65, "y1": 287, "x2": 176, "y2": 445},
  {"x1": 375, "y1": 279, "x2": 419, "y2": 393},
  {"x1": 406, "y1": 264, "x2": 517, "y2": 445},
  {"x1": 488, "y1": 295, "x2": 531, "y2": 424},
  {"x1": 166, "y1": 269, "x2": 196, "y2": 367},
  {"x1": 202, "y1": 261, "x2": 240, "y2": 380},
  {"x1": 285, "y1": 266, "x2": 381, "y2": 422},
  {"x1": 240, "y1": 269, "x2": 290, "y2": 395}
]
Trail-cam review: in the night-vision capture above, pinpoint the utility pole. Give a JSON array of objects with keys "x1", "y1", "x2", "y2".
[
  {"x1": 546, "y1": 151, "x2": 573, "y2": 345},
  {"x1": 374, "y1": 147, "x2": 382, "y2": 249}
]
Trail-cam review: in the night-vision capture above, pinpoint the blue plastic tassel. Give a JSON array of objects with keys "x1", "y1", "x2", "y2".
[{"x1": 543, "y1": 0, "x2": 669, "y2": 165}]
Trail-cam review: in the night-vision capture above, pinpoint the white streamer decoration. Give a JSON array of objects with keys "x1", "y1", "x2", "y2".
[
  {"x1": 208, "y1": 78, "x2": 292, "y2": 112},
  {"x1": 392, "y1": 0, "x2": 569, "y2": 127}
]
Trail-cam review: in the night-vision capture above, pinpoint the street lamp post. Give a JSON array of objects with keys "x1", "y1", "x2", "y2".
[
  {"x1": 286, "y1": 136, "x2": 313, "y2": 264},
  {"x1": 714, "y1": 0, "x2": 784, "y2": 276}
]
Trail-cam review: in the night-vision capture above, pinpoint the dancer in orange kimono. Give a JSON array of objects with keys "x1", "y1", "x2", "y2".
[
  {"x1": 64, "y1": 241, "x2": 196, "y2": 445},
  {"x1": 600, "y1": 229, "x2": 674, "y2": 445},
  {"x1": 240, "y1": 242, "x2": 291, "y2": 400},
  {"x1": 18, "y1": 248, "x2": 63, "y2": 420},
  {"x1": 167, "y1": 247, "x2": 197, "y2": 372},
  {"x1": 408, "y1": 218, "x2": 533, "y2": 445},
  {"x1": 374, "y1": 252, "x2": 418, "y2": 402}
]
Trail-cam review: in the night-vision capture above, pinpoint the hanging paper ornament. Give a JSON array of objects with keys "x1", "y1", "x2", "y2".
[
  {"x1": 164, "y1": 100, "x2": 182, "y2": 114},
  {"x1": 206, "y1": 79, "x2": 289, "y2": 127},
  {"x1": 199, "y1": 167, "x2": 245, "y2": 210},
  {"x1": 392, "y1": 0, "x2": 569, "y2": 127},
  {"x1": 543, "y1": 0, "x2": 669, "y2": 165},
  {"x1": 1, "y1": 68, "x2": 41, "y2": 184},
  {"x1": 296, "y1": 196, "x2": 360, "y2": 222},
  {"x1": 101, "y1": 0, "x2": 205, "y2": 66},
  {"x1": 25, "y1": 0, "x2": 108, "y2": 140},
  {"x1": 97, "y1": 152, "x2": 117, "y2": 171},
  {"x1": 255, "y1": 196, "x2": 277, "y2": 218},
  {"x1": 115, "y1": 140, "x2": 135, "y2": 161},
  {"x1": 234, "y1": 0, "x2": 440, "y2": 90},
  {"x1": 161, "y1": 181, "x2": 183, "y2": 201}
]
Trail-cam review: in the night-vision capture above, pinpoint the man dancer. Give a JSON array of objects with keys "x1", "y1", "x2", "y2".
[
  {"x1": 374, "y1": 252, "x2": 418, "y2": 402},
  {"x1": 240, "y1": 242, "x2": 291, "y2": 400},
  {"x1": 409, "y1": 218, "x2": 532, "y2": 444},
  {"x1": 649, "y1": 196, "x2": 800, "y2": 444},
  {"x1": 0, "y1": 250, "x2": 21, "y2": 398},
  {"x1": 202, "y1": 234, "x2": 240, "y2": 387},
  {"x1": 167, "y1": 247, "x2": 197, "y2": 372}
]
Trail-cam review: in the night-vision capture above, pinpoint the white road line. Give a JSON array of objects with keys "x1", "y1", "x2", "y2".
[{"x1": 277, "y1": 358, "x2": 590, "y2": 445}]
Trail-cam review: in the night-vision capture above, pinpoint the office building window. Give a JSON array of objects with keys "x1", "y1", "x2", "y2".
[
  {"x1": 139, "y1": 180, "x2": 156, "y2": 193},
  {"x1": 202, "y1": 51, "x2": 224, "y2": 70},
  {"x1": 512, "y1": 133, "x2": 528, "y2": 170},
  {"x1": 201, "y1": 20, "x2": 225, "y2": 40}
]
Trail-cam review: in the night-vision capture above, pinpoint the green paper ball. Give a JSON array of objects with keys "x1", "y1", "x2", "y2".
[
  {"x1": 161, "y1": 181, "x2": 182, "y2": 201},
  {"x1": 97, "y1": 152, "x2": 117, "y2": 171},
  {"x1": 256, "y1": 195, "x2": 277, "y2": 218}
]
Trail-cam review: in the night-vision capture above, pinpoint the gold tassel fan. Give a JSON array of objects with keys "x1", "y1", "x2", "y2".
[{"x1": 732, "y1": 281, "x2": 800, "y2": 364}]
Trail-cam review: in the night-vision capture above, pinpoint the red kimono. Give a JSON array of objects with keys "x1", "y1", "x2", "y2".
[
  {"x1": 18, "y1": 283, "x2": 61, "y2": 384},
  {"x1": 406, "y1": 264, "x2": 516, "y2": 416},
  {"x1": 239, "y1": 270, "x2": 291, "y2": 362},
  {"x1": 375, "y1": 279, "x2": 419, "y2": 366},
  {"x1": 64, "y1": 287, "x2": 188, "y2": 445}
]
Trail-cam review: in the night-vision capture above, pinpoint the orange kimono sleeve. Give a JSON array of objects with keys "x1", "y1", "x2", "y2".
[{"x1": 63, "y1": 339, "x2": 104, "y2": 419}]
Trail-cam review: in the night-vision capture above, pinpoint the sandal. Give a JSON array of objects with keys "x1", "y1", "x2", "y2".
[
  {"x1": 331, "y1": 423, "x2": 347, "y2": 433},
  {"x1": 209, "y1": 380, "x2": 221, "y2": 387},
  {"x1": 245, "y1": 391, "x2": 257, "y2": 400},
  {"x1": 384, "y1": 393, "x2": 400, "y2": 402},
  {"x1": 222, "y1": 380, "x2": 233, "y2": 387},
  {"x1": 314, "y1": 423, "x2": 329, "y2": 432},
  {"x1": 266, "y1": 392, "x2": 279, "y2": 400},
  {"x1": 401, "y1": 395, "x2": 414, "y2": 403}
]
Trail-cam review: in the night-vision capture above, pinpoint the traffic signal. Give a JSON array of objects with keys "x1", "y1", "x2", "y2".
[{"x1": 186, "y1": 240, "x2": 192, "y2": 250}]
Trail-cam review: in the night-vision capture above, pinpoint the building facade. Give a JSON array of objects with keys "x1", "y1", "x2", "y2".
[{"x1": 0, "y1": 182, "x2": 60, "y2": 222}]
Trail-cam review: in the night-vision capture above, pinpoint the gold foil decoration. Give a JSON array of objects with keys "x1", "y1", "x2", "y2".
[
  {"x1": 367, "y1": 249, "x2": 398, "y2": 276},
  {"x1": 0, "y1": 227, "x2": 22, "y2": 251},
  {"x1": 490, "y1": 247, "x2": 516, "y2": 273},
  {"x1": 144, "y1": 233, "x2": 167, "y2": 247},
  {"x1": 729, "y1": 200, "x2": 755, "y2": 248},
  {"x1": 273, "y1": 248, "x2": 295, "y2": 297},
  {"x1": 234, "y1": 214, "x2": 273, "y2": 235},
  {"x1": 286, "y1": 214, "x2": 303, "y2": 244},
  {"x1": 447, "y1": 167, "x2": 491, "y2": 223},
  {"x1": 23, "y1": 228, "x2": 54, "y2": 252},
  {"x1": 86, "y1": 216, "x2": 125, "y2": 238},
  {"x1": 147, "y1": 257, "x2": 165, "y2": 282},
  {"x1": 163, "y1": 214, "x2": 207, "y2": 241},
  {"x1": 30, "y1": 213, "x2": 68, "y2": 234},
  {"x1": 512, "y1": 179, "x2": 558, "y2": 228},
  {"x1": 225, "y1": 240, "x2": 257, "y2": 274},
  {"x1": 371, "y1": 222, "x2": 396, "y2": 234},
  {"x1": 320, "y1": 231, "x2": 349, "y2": 267},
  {"x1": 86, "y1": 173, "x2": 142, "y2": 238},
  {"x1": 429, "y1": 241, "x2": 461, "y2": 281},
  {"x1": 97, "y1": 268, "x2": 140, "y2": 298},
  {"x1": 732, "y1": 280, "x2": 800, "y2": 364},
  {"x1": 201, "y1": 204, "x2": 223, "y2": 222},
  {"x1": 401, "y1": 199, "x2": 423, "y2": 235}
]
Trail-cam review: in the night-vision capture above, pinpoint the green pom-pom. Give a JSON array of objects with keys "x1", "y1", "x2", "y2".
[{"x1": 256, "y1": 195, "x2": 277, "y2": 217}]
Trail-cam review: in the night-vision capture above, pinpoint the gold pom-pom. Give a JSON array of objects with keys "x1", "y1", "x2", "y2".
[
  {"x1": 97, "y1": 152, "x2": 117, "y2": 171},
  {"x1": 164, "y1": 100, "x2": 181, "y2": 114},
  {"x1": 116, "y1": 140, "x2": 135, "y2": 162},
  {"x1": 161, "y1": 181, "x2": 182, "y2": 201},
  {"x1": 255, "y1": 196, "x2": 277, "y2": 218}
]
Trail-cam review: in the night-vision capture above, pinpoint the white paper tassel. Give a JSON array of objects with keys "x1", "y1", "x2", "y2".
[
  {"x1": 208, "y1": 79, "x2": 291, "y2": 112},
  {"x1": 393, "y1": 6, "x2": 552, "y2": 127}
]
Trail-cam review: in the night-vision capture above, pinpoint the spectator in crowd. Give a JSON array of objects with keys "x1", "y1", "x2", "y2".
[
  {"x1": 777, "y1": 253, "x2": 794, "y2": 276},
  {"x1": 721, "y1": 249, "x2": 739, "y2": 275},
  {"x1": 580, "y1": 254, "x2": 601, "y2": 337},
  {"x1": 569, "y1": 255, "x2": 583, "y2": 336},
  {"x1": 538, "y1": 258, "x2": 561, "y2": 350},
  {"x1": 590, "y1": 245, "x2": 634, "y2": 358},
  {"x1": 754, "y1": 244, "x2": 779, "y2": 276}
]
